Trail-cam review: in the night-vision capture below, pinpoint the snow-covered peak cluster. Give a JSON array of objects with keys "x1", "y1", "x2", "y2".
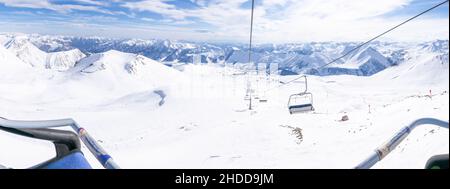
[
  {"x1": 46, "y1": 49, "x2": 85, "y2": 71},
  {"x1": 72, "y1": 50, "x2": 175, "y2": 76},
  {"x1": 4, "y1": 36, "x2": 47, "y2": 68},
  {"x1": 0, "y1": 34, "x2": 188, "y2": 104},
  {"x1": 0, "y1": 34, "x2": 174, "y2": 75},
  {"x1": 2, "y1": 36, "x2": 85, "y2": 71},
  {"x1": 0, "y1": 33, "x2": 448, "y2": 77}
]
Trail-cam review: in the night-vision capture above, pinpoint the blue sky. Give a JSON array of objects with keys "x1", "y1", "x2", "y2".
[{"x1": 0, "y1": 0, "x2": 448, "y2": 43}]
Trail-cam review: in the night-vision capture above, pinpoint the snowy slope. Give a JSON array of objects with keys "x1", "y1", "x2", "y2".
[
  {"x1": 0, "y1": 45, "x2": 26, "y2": 69},
  {"x1": 1, "y1": 54, "x2": 447, "y2": 169},
  {"x1": 32, "y1": 49, "x2": 185, "y2": 108},
  {"x1": 0, "y1": 35, "x2": 448, "y2": 169},
  {"x1": 0, "y1": 45, "x2": 30, "y2": 80},
  {"x1": 373, "y1": 48, "x2": 449, "y2": 88}
]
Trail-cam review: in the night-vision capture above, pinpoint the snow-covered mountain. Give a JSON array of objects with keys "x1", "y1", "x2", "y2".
[
  {"x1": 0, "y1": 39, "x2": 183, "y2": 110},
  {"x1": 46, "y1": 49, "x2": 86, "y2": 71},
  {"x1": 1, "y1": 33, "x2": 448, "y2": 77},
  {"x1": 72, "y1": 50, "x2": 178, "y2": 77},
  {"x1": 4, "y1": 36, "x2": 47, "y2": 68},
  {"x1": 67, "y1": 50, "x2": 182, "y2": 92},
  {"x1": 2, "y1": 35, "x2": 86, "y2": 71},
  {"x1": 374, "y1": 44, "x2": 449, "y2": 86},
  {"x1": 308, "y1": 46, "x2": 393, "y2": 76},
  {"x1": 0, "y1": 34, "x2": 182, "y2": 91}
]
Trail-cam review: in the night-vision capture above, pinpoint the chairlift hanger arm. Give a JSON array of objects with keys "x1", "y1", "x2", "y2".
[{"x1": 301, "y1": 75, "x2": 308, "y2": 93}]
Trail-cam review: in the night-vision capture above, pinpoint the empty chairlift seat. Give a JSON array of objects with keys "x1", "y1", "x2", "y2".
[
  {"x1": 287, "y1": 75, "x2": 314, "y2": 114},
  {"x1": 288, "y1": 92, "x2": 314, "y2": 114}
]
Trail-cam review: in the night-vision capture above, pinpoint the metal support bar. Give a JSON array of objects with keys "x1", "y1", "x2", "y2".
[
  {"x1": 301, "y1": 75, "x2": 308, "y2": 93},
  {"x1": 0, "y1": 117, "x2": 120, "y2": 169},
  {"x1": 355, "y1": 118, "x2": 449, "y2": 169}
]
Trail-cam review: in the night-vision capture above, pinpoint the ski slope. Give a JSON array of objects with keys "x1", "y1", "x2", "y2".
[{"x1": 0, "y1": 46, "x2": 448, "y2": 169}]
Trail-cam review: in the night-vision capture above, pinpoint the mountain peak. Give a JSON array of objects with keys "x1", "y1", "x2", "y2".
[
  {"x1": 46, "y1": 48, "x2": 86, "y2": 71},
  {"x1": 74, "y1": 50, "x2": 174, "y2": 76},
  {"x1": 5, "y1": 37, "x2": 47, "y2": 68}
]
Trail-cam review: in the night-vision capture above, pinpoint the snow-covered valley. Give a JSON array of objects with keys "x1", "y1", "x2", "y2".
[{"x1": 0, "y1": 34, "x2": 448, "y2": 169}]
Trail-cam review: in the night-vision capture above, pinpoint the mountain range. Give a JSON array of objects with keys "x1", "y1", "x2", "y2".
[{"x1": 0, "y1": 33, "x2": 448, "y2": 76}]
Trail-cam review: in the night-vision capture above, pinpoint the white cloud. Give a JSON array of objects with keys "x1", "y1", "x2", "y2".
[
  {"x1": 122, "y1": 0, "x2": 188, "y2": 20},
  {"x1": 1, "y1": 0, "x2": 447, "y2": 42},
  {"x1": 0, "y1": 0, "x2": 112, "y2": 14},
  {"x1": 120, "y1": 0, "x2": 448, "y2": 42},
  {"x1": 0, "y1": 0, "x2": 52, "y2": 9},
  {"x1": 283, "y1": 0, "x2": 412, "y2": 20},
  {"x1": 262, "y1": 0, "x2": 291, "y2": 7},
  {"x1": 253, "y1": 0, "x2": 448, "y2": 42},
  {"x1": 73, "y1": 0, "x2": 109, "y2": 6}
]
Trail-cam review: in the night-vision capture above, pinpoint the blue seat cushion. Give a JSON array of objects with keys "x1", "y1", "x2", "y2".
[{"x1": 289, "y1": 104, "x2": 313, "y2": 109}]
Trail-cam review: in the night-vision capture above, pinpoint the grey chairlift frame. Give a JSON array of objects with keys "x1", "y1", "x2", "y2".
[
  {"x1": 355, "y1": 118, "x2": 449, "y2": 169},
  {"x1": 287, "y1": 75, "x2": 314, "y2": 114},
  {"x1": 0, "y1": 117, "x2": 119, "y2": 169}
]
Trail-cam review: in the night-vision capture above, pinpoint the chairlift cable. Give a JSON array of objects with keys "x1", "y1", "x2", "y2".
[
  {"x1": 246, "y1": 0, "x2": 256, "y2": 110},
  {"x1": 249, "y1": 0, "x2": 255, "y2": 65}
]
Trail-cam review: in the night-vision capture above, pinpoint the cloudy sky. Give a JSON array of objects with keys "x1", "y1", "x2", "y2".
[{"x1": 0, "y1": 0, "x2": 448, "y2": 43}]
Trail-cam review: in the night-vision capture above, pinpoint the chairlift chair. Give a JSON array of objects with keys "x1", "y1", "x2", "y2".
[
  {"x1": 287, "y1": 75, "x2": 314, "y2": 114},
  {"x1": 259, "y1": 95, "x2": 268, "y2": 103},
  {"x1": 0, "y1": 117, "x2": 119, "y2": 169},
  {"x1": 288, "y1": 92, "x2": 314, "y2": 114}
]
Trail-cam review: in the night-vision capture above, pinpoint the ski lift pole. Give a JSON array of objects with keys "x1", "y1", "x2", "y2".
[
  {"x1": 355, "y1": 118, "x2": 449, "y2": 169},
  {"x1": 0, "y1": 118, "x2": 120, "y2": 169}
]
